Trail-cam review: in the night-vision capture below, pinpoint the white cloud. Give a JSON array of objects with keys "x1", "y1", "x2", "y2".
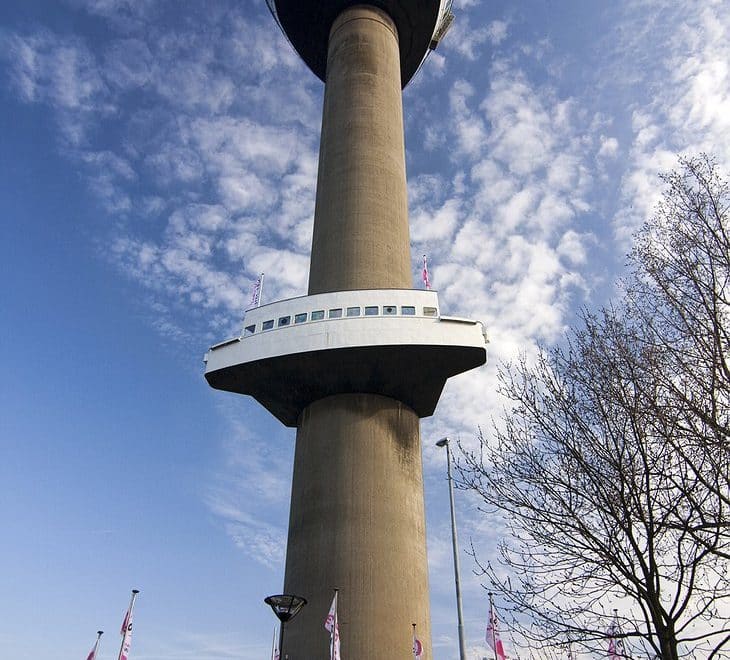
[
  {"x1": 597, "y1": 135, "x2": 619, "y2": 159},
  {"x1": 411, "y1": 198, "x2": 461, "y2": 243},
  {"x1": 448, "y1": 79, "x2": 488, "y2": 158},
  {"x1": 0, "y1": 31, "x2": 111, "y2": 145},
  {"x1": 103, "y1": 38, "x2": 153, "y2": 89},
  {"x1": 445, "y1": 16, "x2": 507, "y2": 61},
  {"x1": 145, "y1": 144, "x2": 205, "y2": 185},
  {"x1": 611, "y1": 2, "x2": 730, "y2": 242},
  {"x1": 486, "y1": 20, "x2": 509, "y2": 46},
  {"x1": 204, "y1": 408, "x2": 292, "y2": 571},
  {"x1": 409, "y1": 57, "x2": 601, "y2": 437}
]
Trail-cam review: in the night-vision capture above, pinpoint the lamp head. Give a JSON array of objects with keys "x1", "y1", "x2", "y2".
[
  {"x1": 436, "y1": 437, "x2": 449, "y2": 447},
  {"x1": 265, "y1": 594, "x2": 307, "y2": 623}
]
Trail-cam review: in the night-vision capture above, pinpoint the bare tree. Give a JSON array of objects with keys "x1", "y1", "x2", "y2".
[
  {"x1": 460, "y1": 156, "x2": 729, "y2": 660},
  {"x1": 628, "y1": 155, "x2": 729, "y2": 561}
]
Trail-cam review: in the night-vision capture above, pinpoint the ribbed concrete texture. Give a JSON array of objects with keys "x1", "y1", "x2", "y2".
[
  {"x1": 283, "y1": 394, "x2": 431, "y2": 659},
  {"x1": 308, "y1": 6, "x2": 411, "y2": 294}
]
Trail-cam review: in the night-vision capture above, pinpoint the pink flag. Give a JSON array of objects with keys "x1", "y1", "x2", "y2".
[
  {"x1": 607, "y1": 618, "x2": 625, "y2": 659},
  {"x1": 422, "y1": 255, "x2": 431, "y2": 290},
  {"x1": 118, "y1": 590, "x2": 139, "y2": 660},
  {"x1": 324, "y1": 591, "x2": 341, "y2": 660},
  {"x1": 607, "y1": 611, "x2": 627, "y2": 659},
  {"x1": 486, "y1": 601, "x2": 507, "y2": 660},
  {"x1": 413, "y1": 636, "x2": 423, "y2": 659}
]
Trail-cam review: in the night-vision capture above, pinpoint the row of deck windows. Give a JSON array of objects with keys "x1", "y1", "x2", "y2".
[{"x1": 244, "y1": 305, "x2": 438, "y2": 336}]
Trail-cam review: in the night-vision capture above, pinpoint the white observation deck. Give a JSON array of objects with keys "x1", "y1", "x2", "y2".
[{"x1": 204, "y1": 289, "x2": 487, "y2": 426}]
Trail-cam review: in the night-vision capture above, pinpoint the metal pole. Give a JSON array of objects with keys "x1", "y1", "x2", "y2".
[
  {"x1": 279, "y1": 621, "x2": 286, "y2": 660},
  {"x1": 258, "y1": 273, "x2": 265, "y2": 307},
  {"x1": 488, "y1": 592, "x2": 498, "y2": 660},
  {"x1": 92, "y1": 630, "x2": 103, "y2": 660},
  {"x1": 438, "y1": 437, "x2": 467, "y2": 660}
]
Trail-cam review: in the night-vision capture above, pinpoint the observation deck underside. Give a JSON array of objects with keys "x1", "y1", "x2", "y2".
[
  {"x1": 272, "y1": 0, "x2": 442, "y2": 86},
  {"x1": 206, "y1": 342, "x2": 484, "y2": 426}
]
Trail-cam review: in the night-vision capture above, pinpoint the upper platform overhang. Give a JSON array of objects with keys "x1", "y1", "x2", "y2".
[
  {"x1": 206, "y1": 343, "x2": 484, "y2": 426},
  {"x1": 271, "y1": 0, "x2": 443, "y2": 87}
]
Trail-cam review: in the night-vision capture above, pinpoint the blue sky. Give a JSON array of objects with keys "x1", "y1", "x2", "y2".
[{"x1": 1, "y1": 1, "x2": 728, "y2": 658}]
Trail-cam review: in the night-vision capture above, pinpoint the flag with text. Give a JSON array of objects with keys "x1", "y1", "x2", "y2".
[{"x1": 324, "y1": 591, "x2": 341, "y2": 660}]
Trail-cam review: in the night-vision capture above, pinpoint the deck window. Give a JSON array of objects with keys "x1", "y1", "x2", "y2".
[
  {"x1": 311, "y1": 310, "x2": 325, "y2": 321},
  {"x1": 346, "y1": 306, "x2": 360, "y2": 317},
  {"x1": 262, "y1": 319, "x2": 274, "y2": 330},
  {"x1": 329, "y1": 308, "x2": 343, "y2": 319},
  {"x1": 423, "y1": 306, "x2": 438, "y2": 317},
  {"x1": 401, "y1": 306, "x2": 416, "y2": 316},
  {"x1": 278, "y1": 316, "x2": 291, "y2": 327},
  {"x1": 244, "y1": 324, "x2": 256, "y2": 336},
  {"x1": 364, "y1": 306, "x2": 379, "y2": 316},
  {"x1": 383, "y1": 305, "x2": 397, "y2": 315},
  {"x1": 294, "y1": 313, "x2": 308, "y2": 324}
]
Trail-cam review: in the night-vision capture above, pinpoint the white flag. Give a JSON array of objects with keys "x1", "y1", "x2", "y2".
[
  {"x1": 271, "y1": 625, "x2": 279, "y2": 660},
  {"x1": 118, "y1": 590, "x2": 139, "y2": 660},
  {"x1": 324, "y1": 591, "x2": 341, "y2": 660},
  {"x1": 486, "y1": 601, "x2": 507, "y2": 660}
]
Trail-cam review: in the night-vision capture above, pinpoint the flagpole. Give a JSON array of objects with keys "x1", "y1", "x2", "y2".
[
  {"x1": 412, "y1": 622, "x2": 417, "y2": 659},
  {"x1": 117, "y1": 589, "x2": 139, "y2": 660},
  {"x1": 437, "y1": 436, "x2": 467, "y2": 660},
  {"x1": 258, "y1": 273, "x2": 265, "y2": 307},
  {"x1": 488, "y1": 592, "x2": 498, "y2": 660},
  {"x1": 88, "y1": 630, "x2": 103, "y2": 660},
  {"x1": 271, "y1": 624, "x2": 278, "y2": 660},
  {"x1": 279, "y1": 617, "x2": 285, "y2": 660}
]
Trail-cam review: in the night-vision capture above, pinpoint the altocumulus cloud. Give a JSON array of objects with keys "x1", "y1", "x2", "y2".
[{"x1": 3, "y1": 2, "x2": 730, "y2": 623}]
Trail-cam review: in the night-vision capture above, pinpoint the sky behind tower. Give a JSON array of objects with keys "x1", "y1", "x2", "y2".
[{"x1": 1, "y1": 1, "x2": 729, "y2": 658}]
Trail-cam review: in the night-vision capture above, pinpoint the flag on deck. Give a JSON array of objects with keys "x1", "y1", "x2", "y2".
[
  {"x1": 324, "y1": 591, "x2": 341, "y2": 660},
  {"x1": 250, "y1": 272, "x2": 264, "y2": 307},
  {"x1": 422, "y1": 255, "x2": 431, "y2": 290},
  {"x1": 486, "y1": 600, "x2": 507, "y2": 660}
]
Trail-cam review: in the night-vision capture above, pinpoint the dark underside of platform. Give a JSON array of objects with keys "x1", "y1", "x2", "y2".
[
  {"x1": 273, "y1": 0, "x2": 441, "y2": 87},
  {"x1": 205, "y1": 343, "x2": 485, "y2": 426}
]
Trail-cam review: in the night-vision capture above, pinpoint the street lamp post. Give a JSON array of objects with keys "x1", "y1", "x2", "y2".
[
  {"x1": 265, "y1": 593, "x2": 307, "y2": 660},
  {"x1": 436, "y1": 436, "x2": 467, "y2": 660}
]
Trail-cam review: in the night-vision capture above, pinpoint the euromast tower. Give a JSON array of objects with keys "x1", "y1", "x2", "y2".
[{"x1": 204, "y1": 2, "x2": 486, "y2": 657}]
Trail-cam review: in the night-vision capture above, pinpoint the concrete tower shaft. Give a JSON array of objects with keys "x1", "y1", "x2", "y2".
[
  {"x1": 308, "y1": 7, "x2": 411, "y2": 294},
  {"x1": 284, "y1": 394, "x2": 430, "y2": 659},
  {"x1": 284, "y1": 8, "x2": 432, "y2": 657}
]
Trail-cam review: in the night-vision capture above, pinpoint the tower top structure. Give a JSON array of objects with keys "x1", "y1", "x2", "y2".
[{"x1": 268, "y1": 0, "x2": 447, "y2": 87}]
